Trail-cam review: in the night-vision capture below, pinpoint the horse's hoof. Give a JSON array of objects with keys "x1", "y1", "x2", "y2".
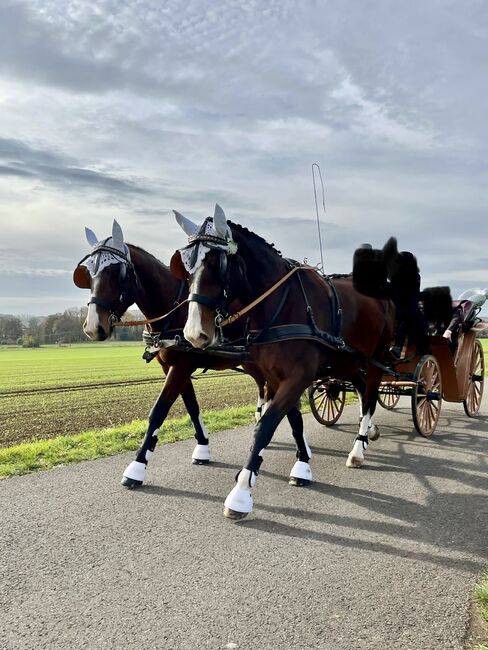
[
  {"x1": 121, "y1": 476, "x2": 143, "y2": 488},
  {"x1": 224, "y1": 507, "x2": 248, "y2": 520},
  {"x1": 289, "y1": 477, "x2": 311, "y2": 487},
  {"x1": 346, "y1": 455, "x2": 364, "y2": 468},
  {"x1": 192, "y1": 458, "x2": 210, "y2": 465},
  {"x1": 369, "y1": 425, "x2": 380, "y2": 441}
]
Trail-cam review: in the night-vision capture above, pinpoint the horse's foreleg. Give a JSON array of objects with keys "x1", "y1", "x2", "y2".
[
  {"x1": 224, "y1": 380, "x2": 306, "y2": 519},
  {"x1": 122, "y1": 364, "x2": 193, "y2": 488},
  {"x1": 287, "y1": 405, "x2": 313, "y2": 487},
  {"x1": 180, "y1": 384, "x2": 211, "y2": 465},
  {"x1": 346, "y1": 367, "x2": 382, "y2": 468}
]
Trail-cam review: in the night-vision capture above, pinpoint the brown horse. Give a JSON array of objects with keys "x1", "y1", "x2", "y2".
[
  {"x1": 173, "y1": 205, "x2": 395, "y2": 519},
  {"x1": 73, "y1": 220, "x2": 306, "y2": 488}
]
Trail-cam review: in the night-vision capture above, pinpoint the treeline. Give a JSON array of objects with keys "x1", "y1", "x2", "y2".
[{"x1": 0, "y1": 309, "x2": 144, "y2": 346}]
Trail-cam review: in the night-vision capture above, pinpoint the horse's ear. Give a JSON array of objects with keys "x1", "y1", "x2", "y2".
[
  {"x1": 85, "y1": 227, "x2": 98, "y2": 247},
  {"x1": 213, "y1": 204, "x2": 228, "y2": 239},
  {"x1": 73, "y1": 265, "x2": 91, "y2": 289},
  {"x1": 173, "y1": 211, "x2": 199, "y2": 236},
  {"x1": 169, "y1": 250, "x2": 188, "y2": 280},
  {"x1": 382, "y1": 236, "x2": 398, "y2": 274},
  {"x1": 112, "y1": 219, "x2": 124, "y2": 249}
]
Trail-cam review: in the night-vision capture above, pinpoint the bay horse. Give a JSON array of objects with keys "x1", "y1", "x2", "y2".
[
  {"x1": 73, "y1": 220, "x2": 308, "y2": 488},
  {"x1": 173, "y1": 205, "x2": 395, "y2": 519}
]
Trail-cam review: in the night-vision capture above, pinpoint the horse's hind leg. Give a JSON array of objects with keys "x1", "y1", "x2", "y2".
[
  {"x1": 122, "y1": 363, "x2": 193, "y2": 488},
  {"x1": 346, "y1": 366, "x2": 382, "y2": 468},
  {"x1": 287, "y1": 404, "x2": 313, "y2": 487},
  {"x1": 224, "y1": 378, "x2": 307, "y2": 520},
  {"x1": 180, "y1": 384, "x2": 211, "y2": 465}
]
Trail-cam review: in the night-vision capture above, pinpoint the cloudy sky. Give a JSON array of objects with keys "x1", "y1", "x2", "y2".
[{"x1": 0, "y1": 0, "x2": 487, "y2": 316}]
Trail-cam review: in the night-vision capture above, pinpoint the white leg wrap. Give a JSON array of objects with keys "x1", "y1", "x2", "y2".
[
  {"x1": 145, "y1": 449, "x2": 154, "y2": 462},
  {"x1": 303, "y1": 434, "x2": 312, "y2": 459},
  {"x1": 346, "y1": 410, "x2": 370, "y2": 468},
  {"x1": 367, "y1": 416, "x2": 380, "y2": 441},
  {"x1": 123, "y1": 460, "x2": 147, "y2": 483},
  {"x1": 290, "y1": 460, "x2": 313, "y2": 482},
  {"x1": 255, "y1": 397, "x2": 265, "y2": 422},
  {"x1": 192, "y1": 444, "x2": 211, "y2": 462},
  {"x1": 262, "y1": 400, "x2": 271, "y2": 415},
  {"x1": 224, "y1": 468, "x2": 255, "y2": 514}
]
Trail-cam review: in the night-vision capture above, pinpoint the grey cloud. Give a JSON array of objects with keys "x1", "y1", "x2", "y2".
[
  {"x1": 0, "y1": 164, "x2": 34, "y2": 178},
  {"x1": 0, "y1": 137, "x2": 149, "y2": 195}
]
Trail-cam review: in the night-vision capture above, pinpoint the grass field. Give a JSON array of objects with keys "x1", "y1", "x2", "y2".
[
  {"x1": 1, "y1": 339, "x2": 486, "y2": 451},
  {"x1": 0, "y1": 342, "x2": 259, "y2": 447}
]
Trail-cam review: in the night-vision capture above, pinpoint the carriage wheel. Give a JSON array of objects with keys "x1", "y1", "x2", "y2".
[
  {"x1": 411, "y1": 355, "x2": 442, "y2": 437},
  {"x1": 308, "y1": 380, "x2": 346, "y2": 426},
  {"x1": 378, "y1": 385, "x2": 401, "y2": 410},
  {"x1": 463, "y1": 339, "x2": 485, "y2": 417}
]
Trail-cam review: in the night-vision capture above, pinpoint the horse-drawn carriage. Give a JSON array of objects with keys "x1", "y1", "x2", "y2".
[
  {"x1": 308, "y1": 294, "x2": 486, "y2": 436},
  {"x1": 75, "y1": 209, "x2": 486, "y2": 518}
]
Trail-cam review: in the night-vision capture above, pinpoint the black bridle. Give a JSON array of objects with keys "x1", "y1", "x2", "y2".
[
  {"x1": 76, "y1": 239, "x2": 137, "y2": 324},
  {"x1": 184, "y1": 218, "x2": 236, "y2": 322}
]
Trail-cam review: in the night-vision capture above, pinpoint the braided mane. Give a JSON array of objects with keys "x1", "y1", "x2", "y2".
[{"x1": 228, "y1": 221, "x2": 282, "y2": 257}]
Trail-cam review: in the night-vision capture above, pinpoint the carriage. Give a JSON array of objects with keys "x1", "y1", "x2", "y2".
[{"x1": 308, "y1": 301, "x2": 486, "y2": 437}]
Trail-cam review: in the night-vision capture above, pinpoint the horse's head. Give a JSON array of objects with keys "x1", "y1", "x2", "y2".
[
  {"x1": 172, "y1": 204, "x2": 245, "y2": 348},
  {"x1": 73, "y1": 220, "x2": 137, "y2": 340}
]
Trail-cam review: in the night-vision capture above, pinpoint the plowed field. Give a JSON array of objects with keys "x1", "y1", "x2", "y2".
[{"x1": 0, "y1": 343, "x2": 257, "y2": 447}]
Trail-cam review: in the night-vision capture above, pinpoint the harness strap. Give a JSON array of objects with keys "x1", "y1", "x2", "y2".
[
  {"x1": 88, "y1": 296, "x2": 120, "y2": 313},
  {"x1": 248, "y1": 283, "x2": 291, "y2": 344},
  {"x1": 247, "y1": 324, "x2": 354, "y2": 352},
  {"x1": 219, "y1": 265, "x2": 314, "y2": 327},
  {"x1": 188, "y1": 293, "x2": 223, "y2": 310}
]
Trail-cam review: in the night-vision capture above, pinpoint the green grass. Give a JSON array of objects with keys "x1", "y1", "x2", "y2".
[
  {"x1": 0, "y1": 341, "x2": 161, "y2": 391},
  {"x1": 0, "y1": 342, "x2": 260, "y2": 447},
  {"x1": 473, "y1": 572, "x2": 488, "y2": 649},
  {"x1": 0, "y1": 404, "x2": 257, "y2": 478}
]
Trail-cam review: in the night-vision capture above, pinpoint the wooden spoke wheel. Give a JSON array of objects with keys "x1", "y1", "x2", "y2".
[
  {"x1": 378, "y1": 385, "x2": 401, "y2": 410},
  {"x1": 463, "y1": 339, "x2": 485, "y2": 417},
  {"x1": 308, "y1": 380, "x2": 346, "y2": 426},
  {"x1": 411, "y1": 355, "x2": 443, "y2": 437}
]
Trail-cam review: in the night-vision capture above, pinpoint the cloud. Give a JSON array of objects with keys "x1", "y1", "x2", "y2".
[
  {"x1": 0, "y1": 266, "x2": 69, "y2": 277},
  {"x1": 0, "y1": 0, "x2": 487, "y2": 315},
  {"x1": 0, "y1": 137, "x2": 150, "y2": 195}
]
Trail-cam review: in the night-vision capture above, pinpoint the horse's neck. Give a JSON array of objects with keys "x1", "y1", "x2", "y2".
[
  {"x1": 128, "y1": 246, "x2": 182, "y2": 321},
  {"x1": 235, "y1": 230, "x2": 289, "y2": 295},
  {"x1": 233, "y1": 229, "x2": 292, "y2": 327}
]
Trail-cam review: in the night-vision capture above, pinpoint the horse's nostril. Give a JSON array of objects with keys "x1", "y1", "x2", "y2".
[{"x1": 97, "y1": 325, "x2": 107, "y2": 341}]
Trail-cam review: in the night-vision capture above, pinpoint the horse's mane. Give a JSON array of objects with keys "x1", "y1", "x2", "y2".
[
  {"x1": 228, "y1": 221, "x2": 282, "y2": 257},
  {"x1": 127, "y1": 243, "x2": 168, "y2": 270}
]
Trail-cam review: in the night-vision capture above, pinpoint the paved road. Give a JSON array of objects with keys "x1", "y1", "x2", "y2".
[{"x1": 1, "y1": 400, "x2": 487, "y2": 650}]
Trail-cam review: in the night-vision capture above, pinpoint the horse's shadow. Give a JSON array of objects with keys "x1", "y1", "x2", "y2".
[{"x1": 135, "y1": 405, "x2": 487, "y2": 571}]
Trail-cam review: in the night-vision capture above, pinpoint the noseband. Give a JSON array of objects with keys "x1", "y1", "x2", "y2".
[{"x1": 76, "y1": 240, "x2": 137, "y2": 323}]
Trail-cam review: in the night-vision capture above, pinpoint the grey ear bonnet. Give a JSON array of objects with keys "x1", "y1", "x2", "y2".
[
  {"x1": 83, "y1": 219, "x2": 131, "y2": 277},
  {"x1": 174, "y1": 204, "x2": 236, "y2": 274}
]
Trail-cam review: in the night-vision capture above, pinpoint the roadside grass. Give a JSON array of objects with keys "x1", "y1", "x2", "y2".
[
  {"x1": 0, "y1": 404, "x2": 257, "y2": 478},
  {"x1": 473, "y1": 571, "x2": 488, "y2": 649},
  {"x1": 0, "y1": 383, "x2": 357, "y2": 478}
]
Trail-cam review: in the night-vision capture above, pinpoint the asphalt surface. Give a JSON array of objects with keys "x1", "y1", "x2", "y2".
[{"x1": 1, "y1": 399, "x2": 487, "y2": 650}]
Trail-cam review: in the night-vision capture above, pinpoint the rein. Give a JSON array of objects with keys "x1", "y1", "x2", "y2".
[
  {"x1": 112, "y1": 298, "x2": 188, "y2": 328},
  {"x1": 219, "y1": 264, "x2": 318, "y2": 327}
]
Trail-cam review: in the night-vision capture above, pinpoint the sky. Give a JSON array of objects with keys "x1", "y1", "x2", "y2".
[{"x1": 0, "y1": 0, "x2": 487, "y2": 316}]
